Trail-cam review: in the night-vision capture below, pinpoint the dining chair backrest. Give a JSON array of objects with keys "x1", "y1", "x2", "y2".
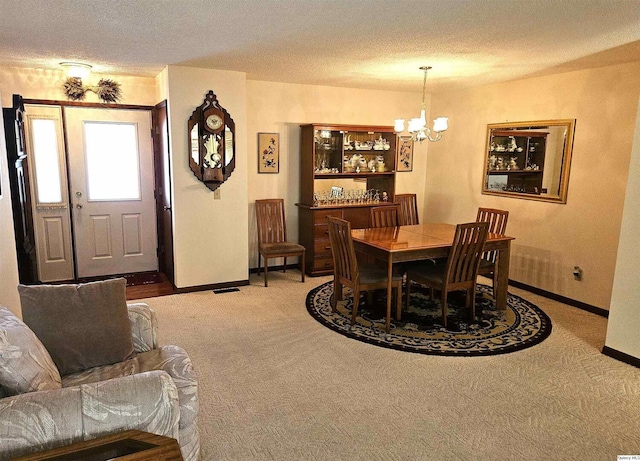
[
  {"x1": 476, "y1": 207, "x2": 509, "y2": 263},
  {"x1": 395, "y1": 194, "x2": 419, "y2": 225},
  {"x1": 327, "y1": 217, "x2": 358, "y2": 284},
  {"x1": 255, "y1": 199, "x2": 287, "y2": 245},
  {"x1": 445, "y1": 222, "x2": 489, "y2": 286},
  {"x1": 370, "y1": 205, "x2": 399, "y2": 228}
]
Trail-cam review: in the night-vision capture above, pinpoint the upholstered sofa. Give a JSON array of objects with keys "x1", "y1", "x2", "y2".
[{"x1": 0, "y1": 279, "x2": 199, "y2": 460}]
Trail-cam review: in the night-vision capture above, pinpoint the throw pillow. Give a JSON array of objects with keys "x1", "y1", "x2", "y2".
[
  {"x1": 0, "y1": 306, "x2": 62, "y2": 395},
  {"x1": 18, "y1": 278, "x2": 134, "y2": 376}
]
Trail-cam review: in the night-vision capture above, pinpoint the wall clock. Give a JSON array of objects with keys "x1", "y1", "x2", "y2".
[
  {"x1": 206, "y1": 114, "x2": 223, "y2": 131},
  {"x1": 188, "y1": 91, "x2": 236, "y2": 191}
]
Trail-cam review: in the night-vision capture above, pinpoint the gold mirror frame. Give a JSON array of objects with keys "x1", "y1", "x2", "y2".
[{"x1": 482, "y1": 119, "x2": 576, "y2": 203}]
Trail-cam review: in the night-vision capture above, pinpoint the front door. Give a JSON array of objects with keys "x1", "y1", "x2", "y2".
[{"x1": 64, "y1": 107, "x2": 158, "y2": 278}]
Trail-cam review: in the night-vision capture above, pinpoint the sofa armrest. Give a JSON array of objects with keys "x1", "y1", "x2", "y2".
[
  {"x1": 0, "y1": 370, "x2": 179, "y2": 459},
  {"x1": 127, "y1": 302, "x2": 159, "y2": 352}
]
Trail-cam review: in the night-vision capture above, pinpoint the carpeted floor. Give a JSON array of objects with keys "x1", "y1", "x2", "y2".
[{"x1": 141, "y1": 271, "x2": 640, "y2": 461}]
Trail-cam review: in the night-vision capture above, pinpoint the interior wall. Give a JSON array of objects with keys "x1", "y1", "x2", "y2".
[
  {"x1": 0, "y1": 66, "x2": 157, "y2": 105},
  {"x1": 605, "y1": 95, "x2": 640, "y2": 359},
  {"x1": 246, "y1": 80, "x2": 422, "y2": 269},
  {"x1": 425, "y1": 61, "x2": 640, "y2": 310},
  {"x1": 0, "y1": 92, "x2": 21, "y2": 315},
  {"x1": 165, "y1": 66, "x2": 248, "y2": 289}
]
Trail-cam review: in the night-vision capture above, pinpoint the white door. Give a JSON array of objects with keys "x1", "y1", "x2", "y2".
[
  {"x1": 24, "y1": 105, "x2": 75, "y2": 282},
  {"x1": 65, "y1": 107, "x2": 158, "y2": 278}
]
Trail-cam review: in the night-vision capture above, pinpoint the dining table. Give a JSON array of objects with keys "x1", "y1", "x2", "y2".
[{"x1": 350, "y1": 223, "x2": 515, "y2": 332}]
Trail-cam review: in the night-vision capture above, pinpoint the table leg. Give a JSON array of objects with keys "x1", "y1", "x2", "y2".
[
  {"x1": 495, "y1": 241, "x2": 511, "y2": 310},
  {"x1": 386, "y1": 255, "x2": 393, "y2": 333}
]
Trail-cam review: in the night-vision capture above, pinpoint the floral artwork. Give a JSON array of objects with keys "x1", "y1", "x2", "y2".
[
  {"x1": 258, "y1": 133, "x2": 279, "y2": 173},
  {"x1": 398, "y1": 138, "x2": 414, "y2": 172}
]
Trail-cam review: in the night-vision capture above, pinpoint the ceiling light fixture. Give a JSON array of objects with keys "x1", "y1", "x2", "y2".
[
  {"x1": 394, "y1": 66, "x2": 448, "y2": 142},
  {"x1": 60, "y1": 62, "x2": 92, "y2": 80}
]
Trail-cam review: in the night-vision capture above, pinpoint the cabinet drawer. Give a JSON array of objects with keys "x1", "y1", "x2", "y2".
[
  {"x1": 314, "y1": 239, "x2": 333, "y2": 256},
  {"x1": 313, "y1": 256, "x2": 333, "y2": 271},
  {"x1": 314, "y1": 225, "x2": 331, "y2": 239},
  {"x1": 313, "y1": 209, "x2": 342, "y2": 225}
]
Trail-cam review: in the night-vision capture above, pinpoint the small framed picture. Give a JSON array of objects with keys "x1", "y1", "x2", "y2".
[
  {"x1": 258, "y1": 133, "x2": 279, "y2": 173},
  {"x1": 397, "y1": 137, "x2": 414, "y2": 172}
]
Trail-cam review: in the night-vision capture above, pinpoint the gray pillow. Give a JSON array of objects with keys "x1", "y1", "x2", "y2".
[
  {"x1": 0, "y1": 306, "x2": 62, "y2": 395},
  {"x1": 18, "y1": 278, "x2": 134, "y2": 376}
]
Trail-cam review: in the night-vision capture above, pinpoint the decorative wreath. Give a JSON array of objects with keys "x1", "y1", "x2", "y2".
[{"x1": 63, "y1": 77, "x2": 122, "y2": 103}]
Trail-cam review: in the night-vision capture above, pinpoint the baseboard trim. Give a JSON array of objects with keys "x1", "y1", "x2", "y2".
[
  {"x1": 602, "y1": 346, "x2": 640, "y2": 369},
  {"x1": 175, "y1": 279, "x2": 249, "y2": 294},
  {"x1": 508, "y1": 279, "x2": 609, "y2": 318}
]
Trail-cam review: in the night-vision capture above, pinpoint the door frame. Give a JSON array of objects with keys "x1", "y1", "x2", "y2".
[
  {"x1": 15, "y1": 98, "x2": 174, "y2": 284},
  {"x1": 151, "y1": 100, "x2": 175, "y2": 286}
]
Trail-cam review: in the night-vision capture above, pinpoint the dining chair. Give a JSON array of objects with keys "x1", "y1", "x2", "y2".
[
  {"x1": 405, "y1": 221, "x2": 489, "y2": 328},
  {"x1": 476, "y1": 207, "x2": 509, "y2": 298},
  {"x1": 370, "y1": 205, "x2": 400, "y2": 228},
  {"x1": 395, "y1": 194, "x2": 419, "y2": 225},
  {"x1": 255, "y1": 199, "x2": 306, "y2": 287},
  {"x1": 327, "y1": 217, "x2": 403, "y2": 331}
]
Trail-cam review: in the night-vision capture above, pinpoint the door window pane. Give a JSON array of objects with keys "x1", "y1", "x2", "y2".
[
  {"x1": 31, "y1": 119, "x2": 62, "y2": 204},
  {"x1": 84, "y1": 122, "x2": 140, "y2": 200}
]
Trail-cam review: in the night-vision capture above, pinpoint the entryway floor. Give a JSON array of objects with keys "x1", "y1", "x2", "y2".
[{"x1": 125, "y1": 272, "x2": 175, "y2": 301}]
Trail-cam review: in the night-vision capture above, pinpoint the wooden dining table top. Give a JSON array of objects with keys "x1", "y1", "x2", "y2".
[{"x1": 351, "y1": 222, "x2": 514, "y2": 254}]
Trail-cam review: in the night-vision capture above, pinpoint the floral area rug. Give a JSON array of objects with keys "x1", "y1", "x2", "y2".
[{"x1": 306, "y1": 281, "x2": 552, "y2": 356}]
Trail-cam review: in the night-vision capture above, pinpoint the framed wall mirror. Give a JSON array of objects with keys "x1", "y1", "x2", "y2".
[{"x1": 482, "y1": 119, "x2": 576, "y2": 203}]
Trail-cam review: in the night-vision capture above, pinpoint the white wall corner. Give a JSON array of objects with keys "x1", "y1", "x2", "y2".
[{"x1": 605, "y1": 95, "x2": 640, "y2": 359}]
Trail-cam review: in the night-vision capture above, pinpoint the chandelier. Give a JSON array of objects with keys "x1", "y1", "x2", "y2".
[{"x1": 394, "y1": 66, "x2": 448, "y2": 142}]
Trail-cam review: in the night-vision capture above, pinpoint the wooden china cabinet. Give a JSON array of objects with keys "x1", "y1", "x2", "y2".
[{"x1": 296, "y1": 123, "x2": 398, "y2": 276}]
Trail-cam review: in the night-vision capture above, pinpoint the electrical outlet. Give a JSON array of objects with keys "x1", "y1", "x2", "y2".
[
  {"x1": 214, "y1": 189, "x2": 221, "y2": 200},
  {"x1": 573, "y1": 266, "x2": 583, "y2": 281}
]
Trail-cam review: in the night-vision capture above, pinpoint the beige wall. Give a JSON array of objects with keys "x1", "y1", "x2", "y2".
[
  {"x1": 0, "y1": 92, "x2": 21, "y2": 315},
  {"x1": 165, "y1": 66, "x2": 249, "y2": 288},
  {"x1": 426, "y1": 62, "x2": 640, "y2": 310},
  {"x1": 246, "y1": 80, "x2": 423, "y2": 268},
  {"x1": 605, "y1": 96, "x2": 640, "y2": 359},
  {"x1": 3, "y1": 62, "x2": 639, "y2": 311},
  {"x1": 0, "y1": 66, "x2": 157, "y2": 106}
]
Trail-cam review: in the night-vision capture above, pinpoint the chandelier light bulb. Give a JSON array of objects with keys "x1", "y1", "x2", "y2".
[{"x1": 432, "y1": 117, "x2": 449, "y2": 133}]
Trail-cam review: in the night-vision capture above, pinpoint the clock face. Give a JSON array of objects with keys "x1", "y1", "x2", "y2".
[{"x1": 206, "y1": 114, "x2": 223, "y2": 131}]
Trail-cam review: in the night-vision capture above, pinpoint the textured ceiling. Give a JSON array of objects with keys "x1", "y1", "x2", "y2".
[{"x1": 0, "y1": 0, "x2": 639, "y2": 93}]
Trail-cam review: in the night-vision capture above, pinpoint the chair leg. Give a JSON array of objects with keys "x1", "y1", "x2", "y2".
[
  {"x1": 300, "y1": 252, "x2": 305, "y2": 283},
  {"x1": 257, "y1": 254, "x2": 261, "y2": 276},
  {"x1": 283, "y1": 257, "x2": 287, "y2": 273},
  {"x1": 351, "y1": 287, "x2": 360, "y2": 325},
  {"x1": 470, "y1": 287, "x2": 477, "y2": 321},
  {"x1": 464, "y1": 288, "x2": 473, "y2": 321},
  {"x1": 395, "y1": 284, "x2": 402, "y2": 321},
  {"x1": 264, "y1": 259, "x2": 269, "y2": 287},
  {"x1": 332, "y1": 279, "x2": 340, "y2": 312},
  {"x1": 441, "y1": 290, "x2": 448, "y2": 328},
  {"x1": 405, "y1": 278, "x2": 412, "y2": 310}
]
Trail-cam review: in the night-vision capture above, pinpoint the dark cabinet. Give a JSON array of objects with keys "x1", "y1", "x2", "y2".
[{"x1": 297, "y1": 124, "x2": 398, "y2": 276}]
